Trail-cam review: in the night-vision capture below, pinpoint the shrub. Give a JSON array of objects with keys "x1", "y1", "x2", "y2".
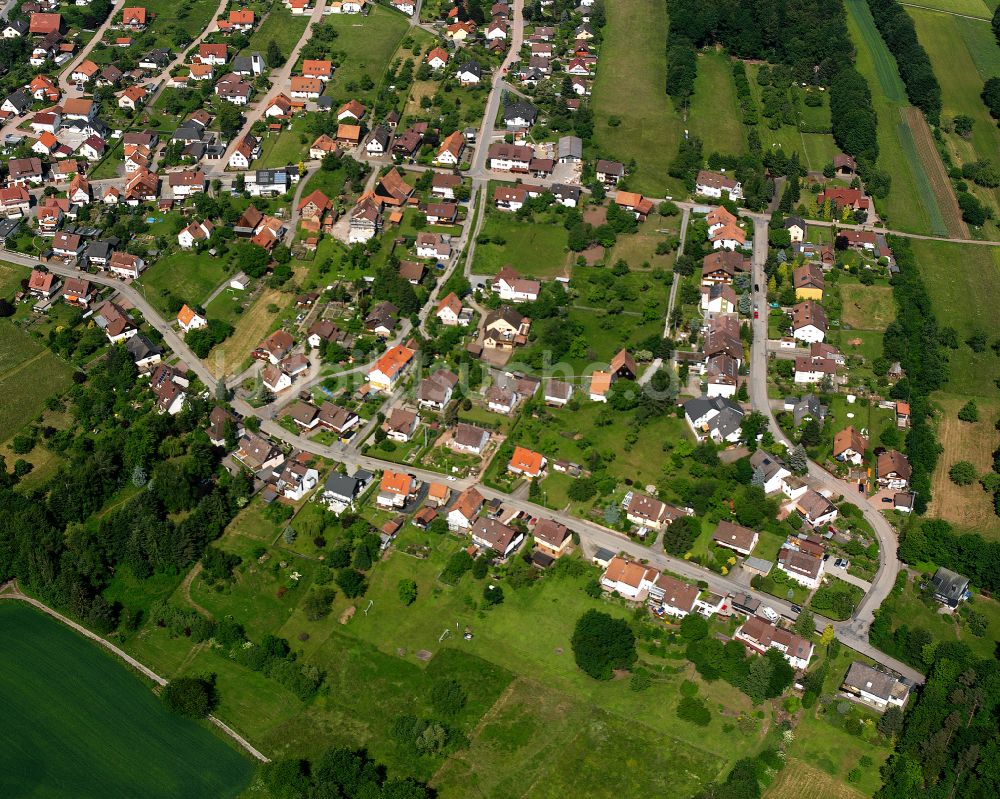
[
  {"x1": 676, "y1": 695, "x2": 711, "y2": 726},
  {"x1": 161, "y1": 676, "x2": 217, "y2": 718},
  {"x1": 302, "y1": 587, "x2": 336, "y2": 621}
]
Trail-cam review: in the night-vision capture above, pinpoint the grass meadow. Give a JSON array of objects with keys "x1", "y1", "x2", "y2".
[
  {"x1": 243, "y1": 3, "x2": 310, "y2": 62},
  {"x1": 316, "y1": 8, "x2": 412, "y2": 107},
  {"x1": 471, "y1": 209, "x2": 571, "y2": 277},
  {"x1": 0, "y1": 319, "x2": 75, "y2": 441},
  {"x1": 687, "y1": 52, "x2": 746, "y2": 156},
  {"x1": 908, "y1": 7, "x2": 1000, "y2": 234},
  {"x1": 591, "y1": 0, "x2": 685, "y2": 196},
  {"x1": 845, "y1": 0, "x2": 951, "y2": 236},
  {"x1": 0, "y1": 603, "x2": 252, "y2": 798},
  {"x1": 138, "y1": 250, "x2": 233, "y2": 314}
]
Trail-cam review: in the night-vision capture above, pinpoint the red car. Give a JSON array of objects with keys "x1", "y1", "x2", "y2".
[{"x1": 753, "y1": 310, "x2": 759, "y2": 319}]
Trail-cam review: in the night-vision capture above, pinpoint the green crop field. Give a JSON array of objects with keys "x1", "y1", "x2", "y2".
[
  {"x1": 908, "y1": 8, "x2": 1000, "y2": 225},
  {"x1": 846, "y1": 0, "x2": 950, "y2": 235},
  {"x1": 244, "y1": 3, "x2": 310, "y2": 61},
  {"x1": 909, "y1": 239, "x2": 1000, "y2": 397},
  {"x1": 0, "y1": 320, "x2": 75, "y2": 440},
  {"x1": 0, "y1": 602, "x2": 252, "y2": 798},
  {"x1": 592, "y1": 0, "x2": 685, "y2": 196},
  {"x1": 955, "y1": 17, "x2": 1000, "y2": 78},
  {"x1": 317, "y1": 8, "x2": 412, "y2": 106},
  {"x1": 687, "y1": 52, "x2": 746, "y2": 156}
]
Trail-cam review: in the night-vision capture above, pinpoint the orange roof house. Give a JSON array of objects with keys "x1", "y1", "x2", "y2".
[
  {"x1": 380, "y1": 470, "x2": 414, "y2": 496},
  {"x1": 121, "y1": 7, "x2": 148, "y2": 26},
  {"x1": 302, "y1": 59, "x2": 333, "y2": 80},
  {"x1": 508, "y1": 446, "x2": 546, "y2": 478},
  {"x1": 367, "y1": 344, "x2": 416, "y2": 391},
  {"x1": 589, "y1": 370, "x2": 611, "y2": 400},
  {"x1": 29, "y1": 13, "x2": 63, "y2": 35}
]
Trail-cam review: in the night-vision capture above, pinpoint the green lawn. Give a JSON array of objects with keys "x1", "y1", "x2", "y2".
[
  {"x1": 0, "y1": 319, "x2": 75, "y2": 440},
  {"x1": 845, "y1": 0, "x2": 949, "y2": 235},
  {"x1": 908, "y1": 8, "x2": 1000, "y2": 226},
  {"x1": 471, "y1": 209, "x2": 570, "y2": 277},
  {"x1": 909, "y1": 239, "x2": 1000, "y2": 397},
  {"x1": 138, "y1": 250, "x2": 234, "y2": 315},
  {"x1": 256, "y1": 117, "x2": 311, "y2": 168},
  {"x1": 591, "y1": 0, "x2": 685, "y2": 196},
  {"x1": 687, "y1": 52, "x2": 745, "y2": 156},
  {"x1": 0, "y1": 603, "x2": 252, "y2": 798},
  {"x1": 317, "y1": 7, "x2": 411, "y2": 106},
  {"x1": 243, "y1": 3, "x2": 310, "y2": 62}
]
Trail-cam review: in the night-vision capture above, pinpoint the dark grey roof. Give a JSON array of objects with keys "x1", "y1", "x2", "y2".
[
  {"x1": 125, "y1": 334, "x2": 161, "y2": 361},
  {"x1": 4, "y1": 90, "x2": 31, "y2": 114},
  {"x1": 458, "y1": 60, "x2": 481, "y2": 78},
  {"x1": 550, "y1": 183, "x2": 580, "y2": 202},
  {"x1": 843, "y1": 662, "x2": 900, "y2": 701},
  {"x1": 932, "y1": 567, "x2": 969, "y2": 604},
  {"x1": 784, "y1": 215, "x2": 805, "y2": 230},
  {"x1": 503, "y1": 101, "x2": 537, "y2": 122},
  {"x1": 0, "y1": 217, "x2": 22, "y2": 239},
  {"x1": 316, "y1": 96, "x2": 334, "y2": 110},
  {"x1": 323, "y1": 471, "x2": 362, "y2": 500},
  {"x1": 4, "y1": 18, "x2": 28, "y2": 34}
]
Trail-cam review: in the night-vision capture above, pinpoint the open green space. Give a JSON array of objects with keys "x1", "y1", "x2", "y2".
[
  {"x1": 687, "y1": 52, "x2": 746, "y2": 156},
  {"x1": 845, "y1": 0, "x2": 948, "y2": 235},
  {"x1": 0, "y1": 602, "x2": 252, "y2": 798},
  {"x1": 472, "y1": 210, "x2": 570, "y2": 277},
  {"x1": 0, "y1": 320, "x2": 75, "y2": 440},
  {"x1": 592, "y1": 0, "x2": 684, "y2": 196},
  {"x1": 144, "y1": 0, "x2": 222, "y2": 45},
  {"x1": 138, "y1": 250, "x2": 233, "y2": 315},
  {"x1": 243, "y1": 3, "x2": 310, "y2": 62},
  {"x1": 318, "y1": 8, "x2": 411, "y2": 106},
  {"x1": 256, "y1": 117, "x2": 310, "y2": 168},
  {"x1": 909, "y1": 239, "x2": 1000, "y2": 397},
  {"x1": 745, "y1": 64, "x2": 840, "y2": 172},
  {"x1": 908, "y1": 8, "x2": 1000, "y2": 225},
  {"x1": 954, "y1": 16, "x2": 1000, "y2": 78}
]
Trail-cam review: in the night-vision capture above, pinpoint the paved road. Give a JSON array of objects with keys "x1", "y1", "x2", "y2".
[
  {"x1": 60, "y1": 0, "x2": 129, "y2": 95},
  {"x1": 747, "y1": 215, "x2": 907, "y2": 667}
]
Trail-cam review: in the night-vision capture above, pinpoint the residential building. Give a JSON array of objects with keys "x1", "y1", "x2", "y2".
[
  {"x1": 931, "y1": 567, "x2": 970, "y2": 608},
  {"x1": 791, "y1": 300, "x2": 827, "y2": 343},
  {"x1": 695, "y1": 169, "x2": 743, "y2": 201},
  {"x1": 876, "y1": 450, "x2": 911, "y2": 491},
  {"x1": 833, "y1": 426, "x2": 868, "y2": 465},
  {"x1": 712, "y1": 520, "x2": 758, "y2": 556},
  {"x1": 470, "y1": 518, "x2": 523, "y2": 558},
  {"x1": 777, "y1": 545, "x2": 825, "y2": 589},
  {"x1": 532, "y1": 518, "x2": 571, "y2": 558},
  {"x1": 450, "y1": 423, "x2": 490, "y2": 456},
  {"x1": 508, "y1": 446, "x2": 546, "y2": 479},
  {"x1": 601, "y1": 556, "x2": 658, "y2": 601},
  {"x1": 795, "y1": 490, "x2": 838, "y2": 528},
  {"x1": 684, "y1": 396, "x2": 745, "y2": 444},
  {"x1": 841, "y1": 662, "x2": 909, "y2": 711},
  {"x1": 416, "y1": 369, "x2": 458, "y2": 410},
  {"x1": 448, "y1": 486, "x2": 485, "y2": 530},
  {"x1": 367, "y1": 344, "x2": 415, "y2": 392},
  {"x1": 734, "y1": 617, "x2": 813, "y2": 669}
]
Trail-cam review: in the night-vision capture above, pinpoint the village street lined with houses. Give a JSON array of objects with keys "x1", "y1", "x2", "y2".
[{"x1": 1, "y1": 0, "x2": 999, "y2": 797}]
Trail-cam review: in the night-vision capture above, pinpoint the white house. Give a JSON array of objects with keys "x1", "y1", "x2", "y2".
[
  {"x1": 684, "y1": 396, "x2": 745, "y2": 444},
  {"x1": 695, "y1": 169, "x2": 743, "y2": 201},
  {"x1": 776, "y1": 545, "x2": 825, "y2": 589},
  {"x1": 177, "y1": 304, "x2": 207, "y2": 333},
  {"x1": 748, "y1": 450, "x2": 791, "y2": 495},
  {"x1": 447, "y1": 487, "x2": 484, "y2": 530},
  {"x1": 601, "y1": 556, "x2": 658, "y2": 601}
]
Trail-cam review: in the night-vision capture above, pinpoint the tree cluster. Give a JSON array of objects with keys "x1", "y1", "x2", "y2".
[
  {"x1": 571, "y1": 609, "x2": 638, "y2": 680},
  {"x1": 865, "y1": 0, "x2": 941, "y2": 124},
  {"x1": 260, "y1": 747, "x2": 432, "y2": 799}
]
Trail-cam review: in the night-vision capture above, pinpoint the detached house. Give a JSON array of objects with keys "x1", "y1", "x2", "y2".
[
  {"x1": 712, "y1": 520, "x2": 758, "y2": 556},
  {"x1": 795, "y1": 490, "x2": 838, "y2": 529},
  {"x1": 833, "y1": 426, "x2": 868, "y2": 466},
  {"x1": 876, "y1": 450, "x2": 911, "y2": 491},
  {"x1": 508, "y1": 446, "x2": 546, "y2": 479},
  {"x1": 471, "y1": 518, "x2": 523, "y2": 558},
  {"x1": 367, "y1": 344, "x2": 415, "y2": 392},
  {"x1": 177, "y1": 304, "x2": 207, "y2": 333},
  {"x1": 791, "y1": 301, "x2": 827, "y2": 343},
  {"x1": 735, "y1": 617, "x2": 813, "y2": 669},
  {"x1": 684, "y1": 396, "x2": 745, "y2": 444},
  {"x1": 601, "y1": 556, "x2": 658, "y2": 601},
  {"x1": 626, "y1": 492, "x2": 683, "y2": 532},
  {"x1": 492, "y1": 265, "x2": 539, "y2": 302},
  {"x1": 28, "y1": 268, "x2": 60, "y2": 298},
  {"x1": 841, "y1": 662, "x2": 909, "y2": 711},
  {"x1": 695, "y1": 169, "x2": 743, "y2": 201},
  {"x1": 448, "y1": 486, "x2": 485, "y2": 530}
]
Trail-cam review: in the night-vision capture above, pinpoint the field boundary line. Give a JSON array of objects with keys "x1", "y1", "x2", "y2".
[
  {"x1": 0, "y1": 581, "x2": 270, "y2": 763},
  {"x1": 898, "y1": 2, "x2": 990, "y2": 21}
]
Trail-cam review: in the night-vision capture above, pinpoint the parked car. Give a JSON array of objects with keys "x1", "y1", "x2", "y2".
[
  {"x1": 761, "y1": 606, "x2": 779, "y2": 622},
  {"x1": 834, "y1": 558, "x2": 850, "y2": 569}
]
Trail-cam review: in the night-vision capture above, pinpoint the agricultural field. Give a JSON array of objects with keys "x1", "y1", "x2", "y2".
[
  {"x1": 0, "y1": 319, "x2": 75, "y2": 441},
  {"x1": 591, "y1": 0, "x2": 685, "y2": 196},
  {"x1": 845, "y1": 0, "x2": 959, "y2": 237},
  {"x1": 908, "y1": 7, "x2": 1000, "y2": 234},
  {"x1": 243, "y1": 3, "x2": 310, "y2": 62},
  {"x1": 318, "y1": 8, "x2": 412, "y2": 106},
  {"x1": 687, "y1": 52, "x2": 746, "y2": 156},
  {"x1": 0, "y1": 603, "x2": 252, "y2": 798},
  {"x1": 899, "y1": 0, "x2": 994, "y2": 17},
  {"x1": 909, "y1": 239, "x2": 1000, "y2": 397},
  {"x1": 927, "y1": 394, "x2": 1000, "y2": 539}
]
